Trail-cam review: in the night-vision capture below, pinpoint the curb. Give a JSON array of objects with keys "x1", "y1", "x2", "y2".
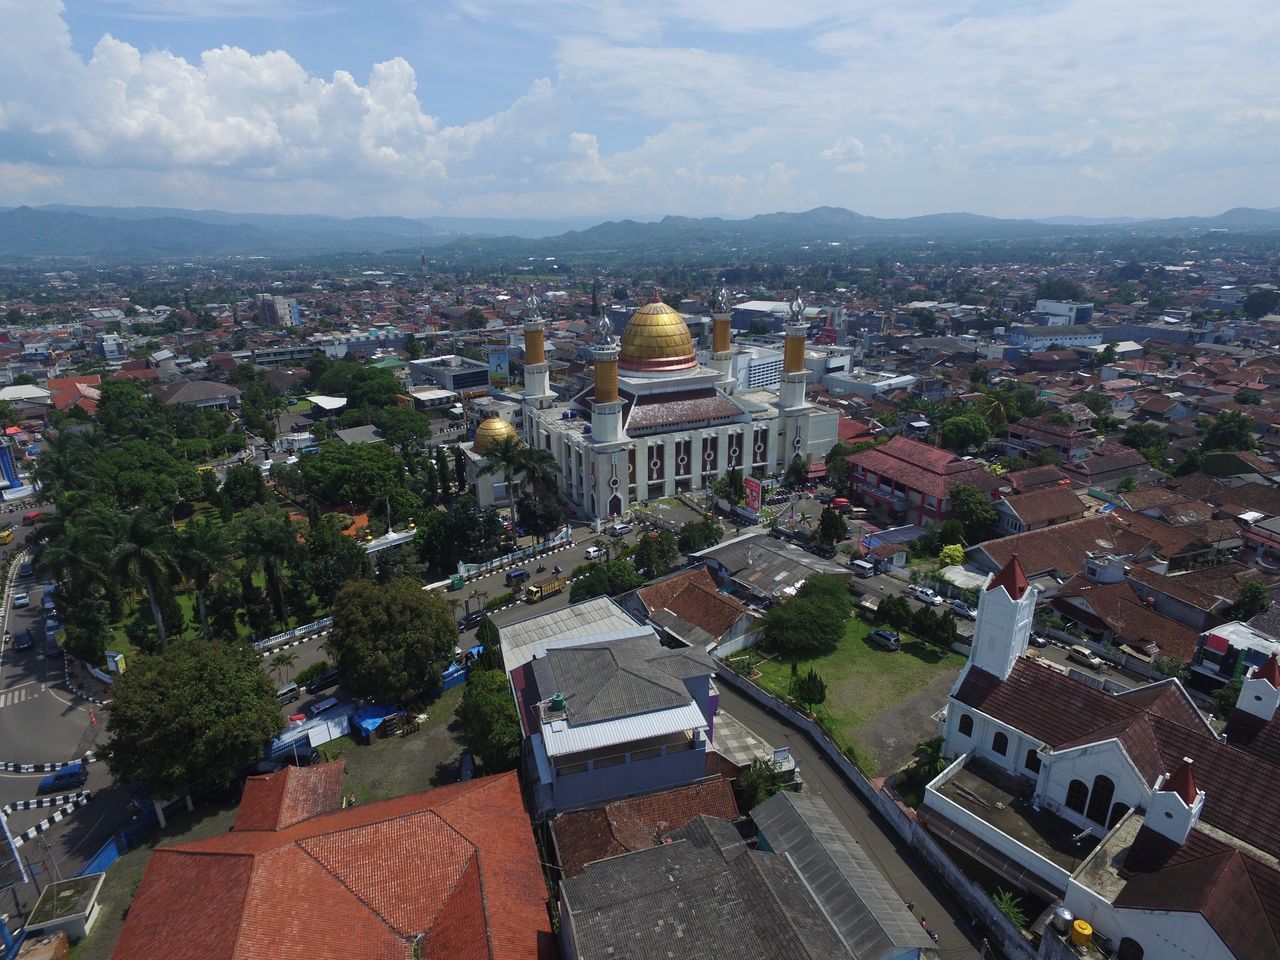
[
  {"x1": 0, "y1": 753, "x2": 98, "y2": 774},
  {"x1": 10, "y1": 793, "x2": 92, "y2": 848},
  {"x1": 2, "y1": 790, "x2": 89, "y2": 816},
  {"x1": 63, "y1": 658, "x2": 111, "y2": 706},
  {"x1": 261, "y1": 629, "x2": 330, "y2": 657}
]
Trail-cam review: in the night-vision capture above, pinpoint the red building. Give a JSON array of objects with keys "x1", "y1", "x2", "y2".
[{"x1": 847, "y1": 435, "x2": 999, "y2": 526}]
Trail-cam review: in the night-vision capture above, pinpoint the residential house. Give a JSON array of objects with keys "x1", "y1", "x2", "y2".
[
  {"x1": 1060, "y1": 442, "x2": 1161, "y2": 490},
  {"x1": 926, "y1": 555, "x2": 1280, "y2": 960},
  {"x1": 693, "y1": 533, "x2": 850, "y2": 605},
  {"x1": 112, "y1": 765, "x2": 554, "y2": 960},
  {"x1": 1192, "y1": 619, "x2": 1280, "y2": 684},
  {"x1": 623, "y1": 565, "x2": 761, "y2": 655},
  {"x1": 550, "y1": 777, "x2": 740, "y2": 877},
  {"x1": 160, "y1": 380, "x2": 241, "y2": 411},
  {"x1": 1005, "y1": 417, "x2": 1095, "y2": 464},
  {"x1": 45, "y1": 374, "x2": 101, "y2": 416},
  {"x1": 847, "y1": 434, "x2": 1000, "y2": 526},
  {"x1": 1004, "y1": 464, "x2": 1070, "y2": 494},
  {"x1": 1051, "y1": 573, "x2": 1201, "y2": 664},
  {"x1": 994, "y1": 485, "x2": 1087, "y2": 535},
  {"x1": 559, "y1": 793, "x2": 931, "y2": 960},
  {"x1": 501, "y1": 600, "x2": 719, "y2": 817}
]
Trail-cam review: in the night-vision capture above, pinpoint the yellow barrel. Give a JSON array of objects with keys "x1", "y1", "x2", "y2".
[{"x1": 1071, "y1": 920, "x2": 1093, "y2": 946}]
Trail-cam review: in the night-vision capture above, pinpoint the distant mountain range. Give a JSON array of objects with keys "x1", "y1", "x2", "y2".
[{"x1": 2, "y1": 202, "x2": 1279, "y2": 262}]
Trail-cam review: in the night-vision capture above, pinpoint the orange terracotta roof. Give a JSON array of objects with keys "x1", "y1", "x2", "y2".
[
  {"x1": 112, "y1": 769, "x2": 552, "y2": 960},
  {"x1": 1166, "y1": 757, "x2": 1199, "y2": 806},
  {"x1": 986, "y1": 554, "x2": 1030, "y2": 600}
]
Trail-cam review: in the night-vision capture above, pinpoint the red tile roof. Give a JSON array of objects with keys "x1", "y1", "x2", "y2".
[
  {"x1": 1051, "y1": 577, "x2": 1201, "y2": 662},
  {"x1": 636, "y1": 566, "x2": 750, "y2": 642},
  {"x1": 233, "y1": 762, "x2": 346, "y2": 832},
  {"x1": 848, "y1": 435, "x2": 996, "y2": 501},
  {"x1": 551, "y1": 778, "x2": 740, "y2": 877},
  {"x1": 1166, "y1": 757, "x2": 1199, "y2": 805},
  {"x1": 1259, "y1": 654, "x2": 1280, "y2": 688},
  {"x1": 1000, "y1": 486, "x2": 1086, "y2": 526},
  {"x1": 112, "y1": 769, "x2": 552, "y2": 960},
  {"x1": 986, "y1": 554, "x2": 1030, "y2": 600}
]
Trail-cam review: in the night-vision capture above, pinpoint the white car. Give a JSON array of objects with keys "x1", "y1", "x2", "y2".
[
  {"x1": 11, "y1": 593, "x2": 29, "y2": 609},
  {"x1": 584, "y1": 546, "x2": 603, "y2": 560},
  {"x1": 608, "y1": 523, "x2": 633, "y2": 536},
  {"x1": 909, "y1": 585, "x2": 943, "y2": 606}
]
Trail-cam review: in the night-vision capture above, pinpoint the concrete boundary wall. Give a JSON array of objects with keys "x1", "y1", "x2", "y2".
[{"x1": 715, "y1": 665, "x2": 1035, "y2": 960}]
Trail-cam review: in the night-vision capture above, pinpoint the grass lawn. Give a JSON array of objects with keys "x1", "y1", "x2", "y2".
[
  {"x1": 754, "y1": 617, "x2": 965, "y2": 775},
  {"x1": 69, "y1": 685, "x2": 466, "y2": 960}
]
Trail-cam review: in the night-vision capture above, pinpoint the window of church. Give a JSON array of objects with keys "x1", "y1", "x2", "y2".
[
  {"x1": 1066, "y1": 779, "x2": 1088, "y2": 814},
  {"x1": 1024, "y1": 749, "x2": 1041, "y2": 774},
  {"x1": 958, "y1": 714, "x2": 973, "y2": 737},
  {"x1": 992, "y1": 732, "x2": 1008, "y2": 756}
]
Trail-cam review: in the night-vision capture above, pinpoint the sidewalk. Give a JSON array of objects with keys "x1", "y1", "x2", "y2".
[{"x1": 66, "y1": 657, "x2": 114, "y2": 705}]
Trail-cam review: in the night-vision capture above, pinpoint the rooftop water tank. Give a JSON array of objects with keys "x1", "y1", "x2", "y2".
[
  {"x1": 549, "y1": 692, "x2": 565, "y2": 712},
  {"x1": 1071, "y1": 919, "x2": 1093, "y2": 947}
]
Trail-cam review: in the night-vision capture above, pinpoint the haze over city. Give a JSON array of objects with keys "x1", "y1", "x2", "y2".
[{"x1": 3, "y1": 0, "x2": 1278, "y2": 220}]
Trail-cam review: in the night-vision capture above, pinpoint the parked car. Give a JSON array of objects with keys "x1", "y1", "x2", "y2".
[
  {"x1": 504, "y1": 568, "x2": 529, "y2": 586},
  {"x1": 16, "y1": 561, "x2": 32, "y2": 578},
  {"x1": 949, "y1": 599, "x2": 977, "y2": 620},
  {"x1": 44, "y1": 634, "x2": 62, "y2": 658},
  {"x1": 38, "y1": 762, "x2": 87, "y2": 795},
  {"x1": 304, "y1": 668, "x2": 341, "y2": 695},
  {"x1": 608, "y1": 522, "x2": 633, "y2": 536},
  {"x1": 909, "y1": 585, "x2": 943, "y2": 606},
  {"x1": 11, "y1": 629, "x2": 32, "y2": 651},
  {"x1": 868, "y1": 628, "x2": 901, "y2": 652},
  {"x1": 584, "y1": 545, "x2": 603, "y2": 560},
  {"x1": 275, "y1": 682, "x2": 300, "y2": 705},
  {"x1": 1067, "y1": 643, "x2": 1105, "y2": 670},
  {"x1": 1029, "y1": 632, "x2": 1049, "y2": 648},
  {"x1": 457, "y1": 610, "x2": 486, "y2": 631},
  {"x1": 11, "y1": 593, "x2": 29, "y2": 609}
]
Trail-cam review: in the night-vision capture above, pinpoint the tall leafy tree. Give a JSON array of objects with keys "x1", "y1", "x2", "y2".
[
  {"x1": 325, "y1": 578, "x2": 458, "y2": 705},
  {"x1": 479, "y1": 434, "x2": 525, "y2": 525},
  {"x1": 304, "y1": 514, "x2": 373, "y2": 607},
  {"x1": 178, "y1": 516, "x2": 232, "y2": 640},
  {"x1": 105, "y1": 640, "x2": 281, "y2": 798},
  {"x1": 109, "y1": 509, "x2": 181, "y2": 649},
  {"x1": 950, "y1": 483, "x2": 997, "y2": 544},
  {"x1": 459, "y1": 668, "x2": 522, "y2": 773},
  {"x1": 237, "y1": 504, "x2": 299, "y2": 629}
]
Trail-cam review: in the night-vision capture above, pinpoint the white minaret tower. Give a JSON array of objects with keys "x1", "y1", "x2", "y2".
[
  {"x1": 708, "y1": 282, "x2": 736, "y2": 393},
  {"x1": 780, "y1": 288, "x2": 809, "y2": 412},
  {"x1": 521, "y1": 294, "x2": 554, "y2": 411},
  {"x1": 967, "y1": 554, "x2": 1036, "y2": 681}
]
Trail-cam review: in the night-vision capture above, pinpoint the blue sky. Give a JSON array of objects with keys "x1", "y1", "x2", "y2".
[{"x1": 1, "y1": 0, "x2": 1277, "y2": 220}]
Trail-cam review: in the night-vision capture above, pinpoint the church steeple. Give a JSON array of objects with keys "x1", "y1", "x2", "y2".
[{"x1": 967, "y1": 555, "x2": 1036, "y2": 680}]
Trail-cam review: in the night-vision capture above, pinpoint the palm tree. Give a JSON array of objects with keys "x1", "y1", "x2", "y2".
[
  {"x1": 237, "y1": 504, "x2": 297, "y2": 630},
  {"x1": 478, "y1": 434, "x2": 525, "y2": 533},
  {"x1": 109, "y1": 509, "x2": 180, "y2": 650},
  {"x1": 270, "y1": 650, "x2": 298, "y2": 684},
  {"x1": 593, "y1": 537, "x2": 610, "y2": 562},
  {"x1": 178, "y1": 516, "x2": 231, "y2": 640},
  {"x1": 517, "y1": 447, "x2": 559, "y2": 498},
  {"x1": 974, "y1": 391, "x2": 1016, "y2": 429}
]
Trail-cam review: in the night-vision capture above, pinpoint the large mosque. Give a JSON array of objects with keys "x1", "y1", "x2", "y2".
[{"x1": 496, "y1": 293, "x2": 837, "y2": 523}]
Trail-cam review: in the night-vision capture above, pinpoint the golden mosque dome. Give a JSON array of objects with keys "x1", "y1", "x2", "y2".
[
  {"x1": 618, "y1": 301, "x2": 697, "y2": 373},
  {"x1": 473, "y1": 416, "x2": 519, "y2": 454}
]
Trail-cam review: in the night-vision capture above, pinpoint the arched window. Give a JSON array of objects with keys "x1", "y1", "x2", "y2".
[
  {"x1": 958, "y1": 714, "x2": 974, "y2": 737},
  {"x1": 992, "y1": 732, "x2": 1009, "y2": 756},
  {"x1": 1117, "y1": 937, "x2": 1144, "y2": 960},
  {"x1": 1024, "y1": 749, "x2": 1042, "y2": 774},
  {"x1": 1086, "y1": 775, "x2": 1116, "y2": 825},
  {"x1": 1109, "y1": 802, "x2": 1131, "y2": 830},
  {"x1": 1066, "y1": 779, "x2": 1088, "y2": 814}
]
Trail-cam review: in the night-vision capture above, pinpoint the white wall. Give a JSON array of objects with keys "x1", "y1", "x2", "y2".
[
  {"x1": 1036, "y1": 741, "x2": 1150, "y2": 837},
  {"x1": 1065, "y1": 876, "x2": 1233, "y2": 960},
  {"x1": 942, "y1": 703, "x2": 1045, "y2": 783}
]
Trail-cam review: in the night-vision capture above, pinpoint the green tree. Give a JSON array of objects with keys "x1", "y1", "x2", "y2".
[
  {"x1": 939, "y1": 544, "x2": 965, "y2": 566},
  {"x1": 109, "y1": 509, "x2": 181, "y2": 649},
  {"x1": 1201, "y1": 410, "x2": 1257, "y2": 452},
  {"x1": 105, "y1": 640, "x2": 281, "y2": 798},
  {"x1": 568, "y1": 558, "x2": 644, "y2": 602},
  {"x1": 473, "y1": 616, "x2": 502, "y2": 670},
  {"x1": 993, "y1": 889, "x2": 1028, "y2": 929},
  {"x1": 1234, "y1": 388, "x2": 1263, "y2": 406},
  {"x1": 237, "y1": 504, "x2": 299, "y2": 629},
  {"x1": 304, "y1": 514, "x2": 374, "y2": 608},
  {"x1": 877, "y1": 594, "x2": 913, "y2": 630},
  {"x1": 633, "y1": 530, "x2": 679, "y2": 578},
  {"x1": 270, "y1": 650, "x2": 298, "y2": 684},
  {"x1": 824, "y1": 441, "x2": 854, "y2": 487},
  {"x1": 713, "y1": 467, "x2": 746, "y2": 503},
  {"x1": 816, "y1": 507, "x2": 849, "y2": 547},
  {"x1": 763, "y1": 575, "x2": 851, "y2": 658},
  {"x1": 1211, "y1": 678, "x2": 1243, "y2": 720},
  {"x1": 790, "y1": 667, "x2": 827, "y2": 708},
  {"x1": 1122, "y1": 422, "x2": 1169, "y2": 466},
  {"x1": 515, "y1": 494, "x2": 565, "y2": 540},
  {"x1": 950, "y1": 483, "x2": 997, "y2": 544},
  {"x1": 1035, "y1": 277, "x2": 1084, "y2": 301},
  {"x1": 1118, "y1": 475, "x2": 1137, "y2": 493},
  {"x1": 374, "y1": 405, "x2": 433, "y2": 457},
  {"x1": 939, "y1": 414, "x2": 991, "y2": 452},
  {"x1": 178, "y1": 517, "x2": 232, "y2": 640},
  {"x1": 458, "y1": 668, "x2": 522, "y2": 773},
  {"x1": 1242, "y1": 289, "x2": 1280, "y2": 320},
  {"x1": 1154, "y1": 656, "x2": 1190, "y2": 682},
  {"x1": 221, "y1": 462, "x2": 269, "y2": 510},
  {"x1": 478, "y1": 434, "x2": 525, "y2": 527},
  {"x1": 517, "y1": 446, "x2": 560, "y2": 497},
  {"x1": 678, "y1": 517, "x2": 724, "y2": 553},
  {"x1": 1231, "y1": 579, "x2": 1271, "y2": 621},
  {"x1": 737, "y1": 757, "x2": 784, "y2": 810},
  {"x1": 785, "y1": 458, "x2": 808, "y2": 486},
  {"x1": 326, "y1": 578, "x2": 458, "y2": 704}
]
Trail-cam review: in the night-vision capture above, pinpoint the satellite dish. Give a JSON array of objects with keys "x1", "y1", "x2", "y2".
[{"x1": 1095, "y1": 539, "x2": 1114, "y2": 549}]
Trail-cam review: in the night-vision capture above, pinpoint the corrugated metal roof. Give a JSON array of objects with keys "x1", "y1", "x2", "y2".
[
  {"x1": 753, "y1": 792, "x2": 931, "y2": 959},
  {"x1": 499, "y1": 597, "x2": 652, "y2": 673},
  {"x1": 542, "y1": 702, "x2": 707, "y2": 757}
]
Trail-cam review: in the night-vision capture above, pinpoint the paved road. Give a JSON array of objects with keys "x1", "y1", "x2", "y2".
[{"x1": 718, "y1": 685, "x2": 981, "y2": 959}]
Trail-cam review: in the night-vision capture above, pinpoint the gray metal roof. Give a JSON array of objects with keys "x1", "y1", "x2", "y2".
[
  {"x1": 697, "y1": 534, "x2": 848, "y2": 600},
  {"x1": 530, "y1": 636, "x2": 713, "y2": 726},
  {"x1": 752, "y1": 792, "x2": 931, "y2": 960},
  {"x1": 498, "y1": 596, "x2": 652, "y2": 673}
]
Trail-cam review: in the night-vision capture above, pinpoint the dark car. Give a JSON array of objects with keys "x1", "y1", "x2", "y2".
[
  {"x1": 457, "y1": 610, "x2": 486, "y2": 631},
  {"x1": 304, "y1": 667, "x2": 341, "y2": 695},
  {"x1": 16, "y1": 560, "x2": 32, "y2": 579},
  {"x1": 11, "y1": 629, "x2": 32, "y2": 652},
  {"x1": 868, "y1": 629, "x2": 901, "y2": 652},
  {"x1": 44, "y1": 633, "x2": 63, "y2": 658},
  {"x1": 38, "y1": 762, "x2": 87, "y2": 794},
  {"x1": 1030, "y1": 632, "x2": 1049, "y2": 648}
]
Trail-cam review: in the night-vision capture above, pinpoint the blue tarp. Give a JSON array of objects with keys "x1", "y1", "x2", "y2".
[{"x1": 352, "y1": 704, "x2": 401, "y2": 735}]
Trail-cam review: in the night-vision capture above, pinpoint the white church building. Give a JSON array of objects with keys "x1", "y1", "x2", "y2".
[{"x1": 922, "y1": 554, "x2": 1280, "y2": 960}]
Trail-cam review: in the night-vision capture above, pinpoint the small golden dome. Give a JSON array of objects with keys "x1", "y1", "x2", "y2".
[
  {"x1": 473, "y1": 416, "x2": 519, "y2": 454},
  {"x1": 619, "y1": 301, "x2": 697, "y2": 373}
]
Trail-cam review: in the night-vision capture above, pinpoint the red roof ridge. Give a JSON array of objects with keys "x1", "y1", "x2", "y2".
[
  {"x1": 987, "y1": 553, "x2": 1030, "y2": 600},
  {"x1": 1257, "y1": 654, "x2": 1280, "y2": 689},
  {"x1": 1165, "y1": 757, "x2": 1199, "y2": 806}
]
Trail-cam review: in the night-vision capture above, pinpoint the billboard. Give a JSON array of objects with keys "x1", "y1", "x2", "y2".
[
  {"x1": 487, "y1": 339, "x2": 510, "y2": 389},
  {"x1": 744, "y1": 476, "x2": 762, "y2": 514}
]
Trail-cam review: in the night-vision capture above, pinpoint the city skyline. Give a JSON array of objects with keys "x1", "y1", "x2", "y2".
[{"x1": 2, "y1": 0, "x2": 1278, "y2": 220}]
